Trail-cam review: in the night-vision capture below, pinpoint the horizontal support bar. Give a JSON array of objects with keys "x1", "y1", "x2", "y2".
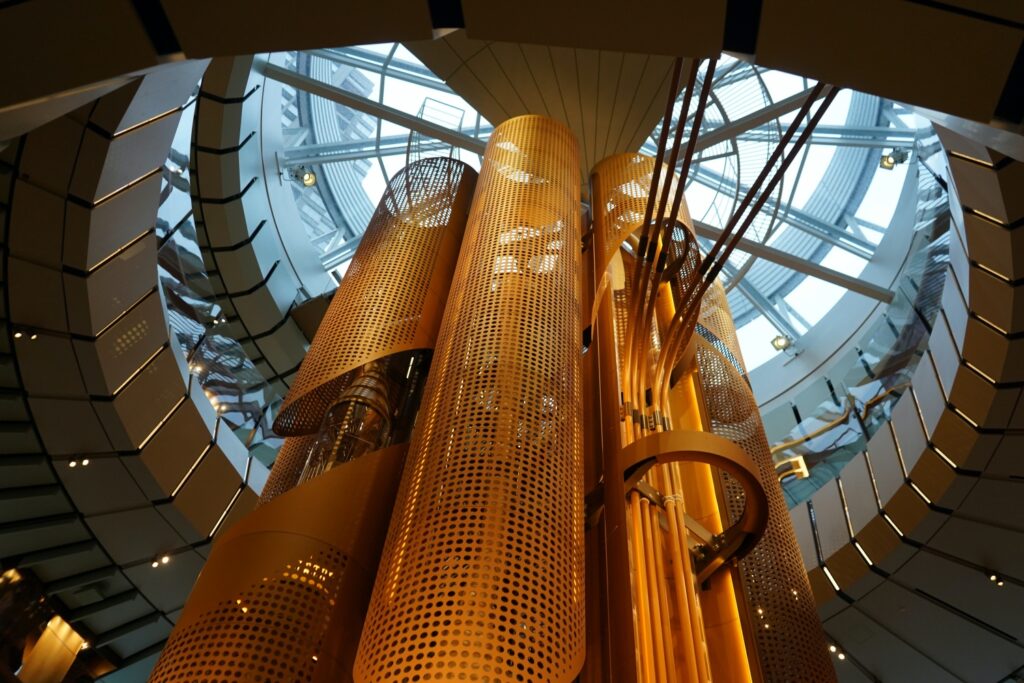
[
  {"x1": 262, "y1": 63, "x2": 487, "y2": 157},
  {"x1": 695, "y1": 221, "x2": 894, "y2": 302}
]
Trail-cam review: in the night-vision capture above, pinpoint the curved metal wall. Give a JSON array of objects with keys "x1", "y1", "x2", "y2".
[
  {"x1": 696, "y1": 281, "x2": 837, "y2": 682},
  {"x1": 148, "y1": 158, "x2": 477, "y2": 682},
  {"x1": 274, "y1": 157, "x2": 476, "y2": 436},
  {"x1": 355, "y1": 114, "x2": 585, "y2": 683},
  {"x1": 259, "y1": 433, "x2": 318, "y2": 504}
]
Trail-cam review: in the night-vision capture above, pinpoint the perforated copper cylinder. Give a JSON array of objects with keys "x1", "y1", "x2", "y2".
[
  {"x1": 355, "y1": 115, "x2": 585, "y2": 683},
  {"x1": 258, "y1": 157, "x2": 475, "y2": 505},
  {"x1": 590, "y1": 153, "x2": 702, "y2": 395},
  {"x1": 696, "y1": 281, "x2": 837, "y2": 683},
  {"x1": 274, "y1": 157, "x2": 477, "y2": 436},
  {"x1": 260, "y1": 433, "x2": 317, "y2": 504},
  {"x1": 149, "y1": 158, "x2": 477, "y2": 683}
]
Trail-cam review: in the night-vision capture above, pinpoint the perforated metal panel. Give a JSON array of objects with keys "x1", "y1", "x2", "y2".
[
  {"x1": 274, "y1": 157, "x2": 476, "y2": 435},
  {"x1": 696, "y1": 281, "x2": 837, "y2": 683},
  {"x1": 149, "y1": 550, "x2": 346, "y2": 683},
  {"x1": 259, "y1": 434, "x2": 316, "y2": 504},
  {"x1": 149, "y1": 446, "x2": 408, "y2": 683},
  {"x1": 590, "y1": 153, "x2": 703, "y2": 407},
  {"x1": 355, "y1": 115, "x2": 585, "y2": 683},
  {"x1": 591, "y1": 153, "x2": 691, "y2": 276}
]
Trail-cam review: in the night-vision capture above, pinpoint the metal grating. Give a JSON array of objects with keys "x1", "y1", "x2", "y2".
[
  {"x1": 274, "y1": 157, "x2": 476, "y2": 435},
  {"x1": 696, "y1": 281, "x2": 837, "y2": 683},
  {"x1": 355, "y1": 115, "x2": 586, "y2": 683}
]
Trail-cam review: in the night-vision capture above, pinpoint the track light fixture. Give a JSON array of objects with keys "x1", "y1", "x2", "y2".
[
  {"x1": 289, "y1": 165, "x2": 317, "y2": 187},
  {"x1": 880, "y1": 147, "x2": 909, "y2": 170}
]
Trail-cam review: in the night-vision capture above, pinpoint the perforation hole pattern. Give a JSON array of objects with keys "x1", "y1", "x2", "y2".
[
  {"x1": 591, "y1": 154, "x2": 690, "y2": 274},
  {"x1": 149, "y1": 550, "x2": 346, "y2": 683},
  {"x1": 259, "y1": 434, "x2": 316, "y2": 504},
  {"x1": 355, "y1": 115, "x2": 585, "y2": 683},
  {"x1": 274, "y1": 157, "x2": 476, "y2": 435},
  {"x1": 590, "y1": 153, "x2": 702, "y2": 385},
  {"x1": 696, "y1": 282, "x2": 837, "y2": 683}
]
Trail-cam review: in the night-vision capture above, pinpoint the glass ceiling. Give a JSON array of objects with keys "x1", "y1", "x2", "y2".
[
  {"x1": 276, "y1": 46, "x2": 488, "y2": 281},
  {"x1": 270, "y1": 46, "x2": 924, "y2": 370}
]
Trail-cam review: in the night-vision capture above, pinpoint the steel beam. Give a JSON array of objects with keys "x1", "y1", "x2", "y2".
[
  {"x1": 736, "y1": 124, "x2": 916, "y2": 148},
  {"x1": 691, "y1": 167, "x2": 876, "y2": 258},
  {"x1": 306, "y1": 48, "x2": 452, "y2": 91},
  {"x1": 262, "y1": 63, "x2": 487, "y2": 157},
  {"x1": 725, "y1": 263, "x2": 803, "y2": 338},
  {"x1": 283, "y1": 127, "x2": 493, "y2": 167},
  {"x1": 692, "y1": 87, "x2": 826, "y2": 152},
  {"x1": 695, "y1": 220, "x2": 894, "y2": 302}
]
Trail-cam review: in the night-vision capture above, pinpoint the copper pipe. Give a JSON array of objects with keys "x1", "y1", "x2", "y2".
[
  {"x1": 648, "y1": 493, "x2": 681, "y2": 683},
  {"x1": 704, "y1": 87, "x2": 841, "y2": 284},
  {"x1": 664, "y1": 487, "x2": 700, "y2": 683},
  {"x1": 630, "y1": 492, "x2": 655, "y2": 683},
  {"x1": 641, "y1": 498, "x2": 670, "y2": 683},
  {"x1": 622, "y1": 59, "x2": 683, "y2": 422},
  {"x1": 593, "y1": 230, "x2": 640, "y2": 683},
  {"x1": 649, "y1": 60, "x2": 717, "y2": 375},
  {"x1": 656, "y1": 86, "x2": 839, "y2": 399},
  {"x1": 676, "y1": 59, "x2": 717, "y2": 194},
  {"x1": 668, "y1": 463, "x2": 712, "y2": 683}
]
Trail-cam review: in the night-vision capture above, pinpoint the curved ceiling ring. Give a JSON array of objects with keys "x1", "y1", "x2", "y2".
[{"x1": 0, "y1": 60, "x2": 276, "y2": 675}]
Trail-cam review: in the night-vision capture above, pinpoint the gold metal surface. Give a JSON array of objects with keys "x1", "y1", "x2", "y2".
[
  {"x1": 18, "y1": 616, "x2": 85, "y2": 683},
  {"x1": 274, "y1": 157, "x2": 476, "y2": 436},
  {"x1": 259, "y1": 433, "x2": 316, "y2": 504},
  {"x1": 355, "y1": 115, "x2": 585, "y2": 683},
  {"x1": 590, "y1": 153, "x2": 703, "y2": 433},
  {"x1": 619, "y1": 429, "x2": 768, "y2": 571},
  {"x1": 149, "y1": 444, "x2": 408, "y2": 683},
  {"x1": 695, "y1": 281, "x2": 837, "y2": 683}
]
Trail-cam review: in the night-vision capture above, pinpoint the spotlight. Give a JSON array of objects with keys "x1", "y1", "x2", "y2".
[
  {"x1": 829, "y1": 645, "x2": 837, "y2": 653},
  {"x1": 289, "y1": 165, "x2": 317, "y2": 187},
  {"x1": 880, "y1": 147, "x2": 909, "y2": 170},
  {"x1": 161, "y1": 555, "x2": 171, "y2": 565},
  {"x1": 770, "y1": 334, "x2": 793, "y2": 352},
  {"x1": 151, "y1": 561, "x2": 160, "y2": 568},
  {"x1": 13, "y1": 332, "x2": 22, "y2": 339},
  {"x1": 29, "y1": 333, "x2": 37, "y2": 340},
  {"x1": 837, "y1": 653, "x2": 846, "y2": 661},
  {"x1": 81, "y1": 459, "x2": 90, "y2": 467},
  {"x1": 68, "y1": 460, "x2": 77, "y2": 468}
]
